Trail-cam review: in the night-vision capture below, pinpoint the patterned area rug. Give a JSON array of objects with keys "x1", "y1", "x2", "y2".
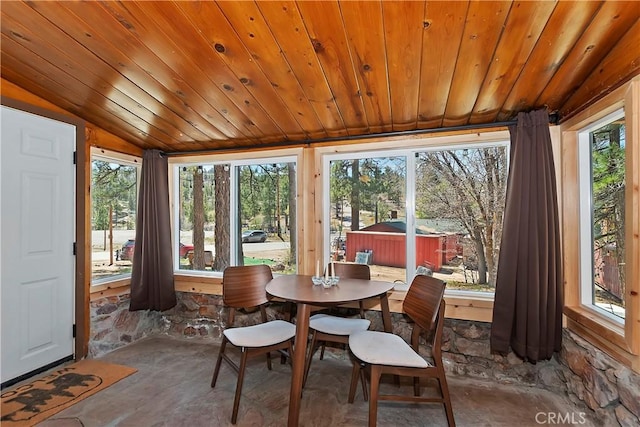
[{"x1": 1, "y1": 360, "x2": 137, "y2": 426}]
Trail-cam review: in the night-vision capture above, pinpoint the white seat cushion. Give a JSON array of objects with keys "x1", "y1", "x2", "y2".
[
  {"x1": 224, "y1": 320, "x2": 296, "y2": 348},
  {"x1": 309, "y1": 314, "x2": 371, "y2": 336},
  {"x1": 349, "y1": 330, "x2": 430, "y2": 368}
]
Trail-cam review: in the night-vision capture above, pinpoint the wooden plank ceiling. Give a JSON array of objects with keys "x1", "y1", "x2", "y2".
[{"x1": 1, "y1": 1, "x2": 639, "y2": 153}]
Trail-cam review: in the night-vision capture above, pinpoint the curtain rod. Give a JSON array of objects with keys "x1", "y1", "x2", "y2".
[{"x1": 165, "y1": 113, "x2": 558, "y2": 157}]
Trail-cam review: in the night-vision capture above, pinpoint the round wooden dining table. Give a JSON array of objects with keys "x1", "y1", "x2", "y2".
[{"x1": 266, "y1": 274, "x2": 394, "y2": 427}]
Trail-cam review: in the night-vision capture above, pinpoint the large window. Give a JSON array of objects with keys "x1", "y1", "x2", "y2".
[
  {"x1": 562, "y1": 78, "x2": 640, "y2": 367},
  {"x1": 90, "y1": 150, "x2": 140, "y2": 283},
  {"x1": 327, "y1": 155, "x2": 407, "y2": 282},
  {"x1": 176, "y1": 164, "x2": 230, "y2": 273},
  {"x1": 237, "y1": 161, "x2": 297, "y2": 274},
  {"x1": 578, "y1": 110, "x2": 626, "y2": 321},
  {"x1": 415, "y1": 144, "x2": 508, "y2": 293},
  {"x1": 174, "y1": 156, "x2": 297, "y2": 275},
  {"x1": 325, "y1": 141, "x2": 508, "y2": 294}
]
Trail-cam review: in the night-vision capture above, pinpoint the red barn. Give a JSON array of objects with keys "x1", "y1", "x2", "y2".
[{"x1": 344, "y1": 221, "x2": 460, "y2": 271}]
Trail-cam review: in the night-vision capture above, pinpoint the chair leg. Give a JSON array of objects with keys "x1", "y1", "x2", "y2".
[
  {"x1": 319, "y1": 342, "x2": 326, "y2": 360},
  {"x1": 211, "y1": 337, "x2": 228, "y2": 387},
  {"x1": 266, "y1": 349, "x2": 273, "y2": 370},
  {"x1": 348, "y1": 359, "x2": 361, "y2": 403},
  {"x1": 278, "y1": 341, "x2": 293, "y2": 366},
  {"x1": 438, "y1": 374, "x2": 456, "y2": 427},
  {"x1": 413, "y1": 376, "x2": 421, "y2": 396},
  {"x1": 394, "y1": 374, "x2": 401, "y2": 387},
  {"x1": 286, "y1": 340, "x2": 294, "y2": 365},
  {"x1": 231, "y1": 350, "x2": 249, "y2": 424},
  {"x1": 368, "y1": 365, "x2": 381, "y2": 427},
  {"x1": 360, "y1": 365, "x2": 369, "y2": 402},
  {"x1": 303, "y1": 331, "x2": 319, "y2": 387}
]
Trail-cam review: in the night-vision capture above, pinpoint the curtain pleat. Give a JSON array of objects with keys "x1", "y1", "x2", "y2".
[
  {"x1": 129, "y1": 149, "x2": 176, "y2": 311},
  {"x1": 490, "y1": 109, "x2": 563, "y2": 362}
]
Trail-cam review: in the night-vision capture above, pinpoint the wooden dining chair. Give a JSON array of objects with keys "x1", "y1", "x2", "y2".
[
  {"x1": 211, "y1": 264, "x2": 296, "y2": 424},
  {"x1": 304, "y1": 262, "x2": 372, "y2": 387},
  {"x1": 347, "y1": 275, "x2": 455, "y2": 427}
]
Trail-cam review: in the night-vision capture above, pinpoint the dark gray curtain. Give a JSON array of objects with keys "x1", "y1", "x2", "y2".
[
  {"x1": 490, "y1": 109, "x2": 563, "y2": 362},
  {"x1": 130, "y1": 149, "x2": 176, "y2": 311}
]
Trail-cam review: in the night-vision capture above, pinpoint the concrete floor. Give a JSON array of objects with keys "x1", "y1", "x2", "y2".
[{"x1": 37, "y1": 335, "x2": 598, "y2": 427}]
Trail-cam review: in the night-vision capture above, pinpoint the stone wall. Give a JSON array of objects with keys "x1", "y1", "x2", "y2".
[
  {"x1": 432, "y1": 318, "x2": 639, "y2": 426},
  {"x1": 89, "y1": 291, "x2": 285, "y2": 355},
  {"x1": 90, "y1": 291, "x2": 639, "y2": 426},
  {"x1": 559, "y1": 331, "x2": 640, "y2": 427},
  {"x1": 89, "y1": 292, "x2": 165, "y2": 357}
]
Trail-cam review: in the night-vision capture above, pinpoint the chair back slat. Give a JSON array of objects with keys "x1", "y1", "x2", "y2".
[
  {"x1": 222, "y1": 265, "x2": 273, "y2": 308},
  {"x1": 328, "y1": 262, "x2": 371, "y2": 280},
  {"x1": 403, "y1": 275, "x2": 446, "y2": 333}
]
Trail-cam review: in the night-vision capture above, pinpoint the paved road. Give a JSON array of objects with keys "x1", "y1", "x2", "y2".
[{"x1": 92, "y1": 233, "x2": 289, "y2": 262}]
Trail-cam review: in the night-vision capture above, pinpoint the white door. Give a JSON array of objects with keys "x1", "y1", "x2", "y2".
[{"x1": 1, "y1": 105, "x2": 75, "y2": 384}]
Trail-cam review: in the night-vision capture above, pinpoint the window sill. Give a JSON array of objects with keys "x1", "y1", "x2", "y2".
[
  {"x1": 304, "y1": 289, "x2": 494, "y2": 321},
  {"x1": 90, "y1": 277, "x2": 130, "y2": 300},
  {"x1": 171, "y1": 274, "x2": 493, "y2": 322},
  {"x1": 174, "y1": 272, "x2": 222, "y2": 294},
  {"x1": 90, "y1": 273, "x2": 494, "y2": 322},
  {"x1": 441, "y1": 294, "x2": 494, "y2": 322},
  {"x1": 563, "y1": 305, "x2": 631, "y2": 354}
]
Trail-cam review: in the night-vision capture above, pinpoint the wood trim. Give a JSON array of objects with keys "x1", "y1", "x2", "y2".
[
  {"x1": 170, "y1": 274, "x2": 495, "y2": 322},
  {"x1": 1, "y1": 78, "x2": 141, "y2": 157},
  {"x1": 442, "y1": 295, "x2": 494, "y2": 322},
  {"x1": 89, "y1": 275, "x2": 222, "y2": 298},
  {"x1": 624, "y1": 79, "x2": 639, "y2": 355},
  {"x1": 564, "y1": 306, "x2": 629, "y2": 352},
  {"x1": 559, "y1": 83, "x2": 627, "y2": 130},
  {"x1": 90, "y1": 285, "x2": 131, "y2": 301},
  {"x1": 174, "y1": 274, "x2": 222, "y2": 294},
  {"x1": 560, "y1": 76, "x2": 640, "y2": 372},
  {"x1": 560, "y1": 129, "x2": 580, "y2": 308},
  {"x1": 78, "y1": 124, "x2": 90, "y2": 359},
  {"x1": 303, "y1": 145, "x2": 322, "y2": 276},
  {"x1": 566, "y1": 318, "x2": 638, "y2": 372},
  {"x1": 166, "y1": 146, "x2": 303, "y2": 163},
  {"x1": 90, "y1": 277, "x2": 131, "y2": 293},
  {"x1": 313, "y1": 128, "x2": 511, "y2": 154},
  {"x1": 366, "y1": 292, "x2": 494, "y2": 322},
  {"x1": 2, "y1": 78, "x2": 74, "y2": 117},
  {"x1": 86, "y1": 127, "x2": 143, "y2": 157}
]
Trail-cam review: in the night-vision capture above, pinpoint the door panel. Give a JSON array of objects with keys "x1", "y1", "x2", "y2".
[{"x1": 1, "y1": 105, "x2": 75, "y2": 383}]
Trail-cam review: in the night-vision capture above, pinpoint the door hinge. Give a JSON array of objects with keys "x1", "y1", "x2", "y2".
[
  {"x1": 72, "y1": 324, "x2": 77, "y2": 338},
  {"x1": 73, "y1": 151, "x2": 77, "y2": 165},
  {"x1": 73, "y1": 242, "x2": 77, "y2": 255}
]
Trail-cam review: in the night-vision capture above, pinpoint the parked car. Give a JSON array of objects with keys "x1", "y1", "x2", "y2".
[
  {"x1": 242, "y1": 230, "x2": 267, "y2": 243},
  {"x1": 119, "y1": 239, "x2": 135, "y2": 261},
  {"x1": 179, "y1": 242, "x2": 194, "y2": 258}
]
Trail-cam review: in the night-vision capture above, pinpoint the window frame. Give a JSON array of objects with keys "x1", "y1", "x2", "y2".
[
  {"x1": 561, "y1": 77, "x2": 639, "y2": 362},
  {"x1": 577, "y1": 108, "x2": 626, "y2": 324},
  {"x1": 170, "y1": 134, "x2": 509, "y2": 322},
  {"x1": 170, "y1": 150, "x2": 300, "y2": 277},
  {"x1": 89, "y1": 147, "x2": 141, "y2": 287},
  {"x1": 322, "y1": 149, "x2": 410, "y2": 283},
  {"x1": 321, "y1": 139, "x2": 509, "y2": 298}
]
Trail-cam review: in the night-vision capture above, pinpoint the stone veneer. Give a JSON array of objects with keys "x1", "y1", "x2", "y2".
[{"x1": 91, "y1": 291, "x2": 639, "y2": 426}]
